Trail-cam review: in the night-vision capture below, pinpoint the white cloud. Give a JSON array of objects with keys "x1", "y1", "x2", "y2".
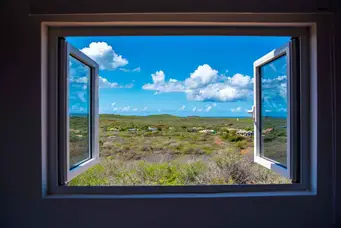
[
  {"x1": 111, "y1": 102, "x2": 116, "y2": 107},
  {"x1": 180, "y1": 105, "x2": 186, "y2": 111},
  {"x1": 112, "y1": 106, "x2": 149, "y2": 113},
  {"x1": 269, "y1": 63, "x2": 277, "y2": 72},
  {"x1": 262, "y1": 75, "x2": 287, "y2": 85},
  {"x1": 72, "y1": 77, "x2": 88, "y2": 84},
  {"x1": 192, "y1": 107, "x2": 206, "y2": 112},
  {"x1": 142, "y1": 71, "x2": 185, "y2": 93},
  {"x1": 119, "y1": 67, "x2": 141, "y2": 72},
  {"x1": 99, "y1": 77, "x2": 119, "y2": 88},
  {"x1": 142, "y1": 65, "x2": 253, "y2": 102},
  {"x1": 70, "y1": 75, "x2": 133, "y2": 89},
  {"x1": 279, "y1": 83, "x2": 287, "y2": 98},
  {"x1": 81, "y1": 42, "x2": 128, "y2": 70},
  {"x1": 205, "y1": 106, "x2": 212, "y2": 112},
  {"x1": 118, "y1": 68, "x2": 130, "y2": 72},
  {"x1": 152, "y1": 71, "x2": 165, "y2": 84},
  {"x1": 230, "y1": 107, "x2": 242, "y2": 112},
  {"x1": 99, "y1": 77, "x2": 134, "y2": 89},
  {"x1": 262, "y1": 75, "x2": 287, "y2": 100},
  {"x1": 186, "y1": 82, "x2": 251, "y2": 102},
  {"x1": 227, "y1": 73, "x2": 253, "y2": 88},
  {"x1": 77, "y1": 92, "x2": 87, "y2": 103},
  {"x1": 185, "y1": 64, "x2": 218, "y2": 89},
  {"x1": 121, "y1": 106, "x2": 130, "y2": 112},
  {"x1": 212, "y1": 103, "x2": 217, "y2": 107},
  {"x1": 70, "y1": 103, "x2": 85, "y2": 113}
]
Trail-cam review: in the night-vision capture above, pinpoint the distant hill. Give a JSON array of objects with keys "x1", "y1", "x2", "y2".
[{"x1": 146, "y1": 114, "x2": 178, "y2": 118}]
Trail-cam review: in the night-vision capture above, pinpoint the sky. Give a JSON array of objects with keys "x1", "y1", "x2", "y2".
[{"x1": 67, "y1": 36, "x2": 289, "y2": 117}]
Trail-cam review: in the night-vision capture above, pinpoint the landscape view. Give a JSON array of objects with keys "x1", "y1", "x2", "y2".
[
  {"x1": 67, "y1": 36, "x2": 290, "y2": 186},
  {"x1": 69, "y1": 114, "x2": 289, "y2": 186}
]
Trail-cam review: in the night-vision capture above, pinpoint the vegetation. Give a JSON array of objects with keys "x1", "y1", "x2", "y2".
[{"x1": 68, "y1": 114, "x2": 289, "y2": 186}]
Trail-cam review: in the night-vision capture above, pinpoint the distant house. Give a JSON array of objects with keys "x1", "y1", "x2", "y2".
[
  {"x1": 199, "y1": 129, "x2": 216, "y2": 134},
  {"x1": 128, "y1": 128, "x2": 137, "y2": 133},
  {"x1": 148, "y1": 127, "x2": 158, "y2": 132},
  {"x1": 237, "y1": 130, "x2": 253, "y2": 137},
  {"x1": 262, "y1": 128, "x2": 273, "y2": 134},
  {"x1": 70, "y1": 129, "x2": 80, "y2": 133},
  {"x1": 188, "y1": 127, "x2": 200, "y2": 132},
  {"x1": 108, "y1": 127, "x2": 119, "y2": 132}
]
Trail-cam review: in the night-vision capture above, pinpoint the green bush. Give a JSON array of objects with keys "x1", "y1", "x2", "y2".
[
  {"x1": 135, "y1": 161, "x2": 184, "y2": 185},
  {"x1": 235, "y1": 140, "x2": 248, "y2": 149},
  {"x1": 68, "y1": 164, "x2": 109, "y2": 186},
  {"x1": 221, "y1": 130, "x2": 244, "y2": 142}
]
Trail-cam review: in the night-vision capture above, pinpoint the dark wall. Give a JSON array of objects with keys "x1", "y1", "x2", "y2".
[
  {"x1": 1, "y1": 0, "x2": 340, "y2": 228},
  {"x1": 332, "y1": 2, "x2": 341, "y2": 226},
  {"x1": 28, "y1": 0, "x2": 330, "y2": 14}
]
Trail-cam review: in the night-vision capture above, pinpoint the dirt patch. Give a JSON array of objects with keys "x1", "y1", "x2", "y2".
[
  {"x1": 171, "y1": 154, "x2": 210, "y2": 164},
  {"x1": 142, "y1": 153, "x2": 173, "y2": 163},
  {"x1": 240, "y1": 147, "x2": 254, "y2": 161}
]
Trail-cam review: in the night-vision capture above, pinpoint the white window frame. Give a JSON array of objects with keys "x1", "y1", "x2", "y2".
[
  {"x1": 44, "y1": 23, "x2": 312, "y2": 197},
  {"x1": 253, "y1": 42, "x2": 292, "y2": 179},
  {"x1": 58, "y1": 39, "x2": 100, "y2": 184}
]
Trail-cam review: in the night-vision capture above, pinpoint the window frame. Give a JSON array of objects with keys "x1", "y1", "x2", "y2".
[
  {"x1": 46, "y1": 25, "x2": 311, "y2": 197},
  {"x1": 58, "y1": 39, "x2": 100, "y2": 184},
  {"x1": 253, "y1": 42, "x2": 292, "y2": 179}
]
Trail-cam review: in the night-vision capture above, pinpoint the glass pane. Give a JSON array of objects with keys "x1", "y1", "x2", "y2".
[
  {"x1": 260, "y1": 54, "x2": 288, "y2": 166},
  {"x1": 69, "y1": 55, "x2": 91, "y2": 169}
]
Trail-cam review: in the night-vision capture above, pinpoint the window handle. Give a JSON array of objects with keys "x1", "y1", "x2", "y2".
[{"x1": 247, "y1": 105, "x2": 255, "y2": 121}]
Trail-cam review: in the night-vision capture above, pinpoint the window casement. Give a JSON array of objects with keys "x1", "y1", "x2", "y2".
[
  {"x1": 46, "y1": 26, "x2": 311, "y2": 196},
  {"x1": 251, "y1": 38, "x2": 300, "y2": 181},
  {"x1": 58, "y1": 38, "x2": 100, "y2": 184}
]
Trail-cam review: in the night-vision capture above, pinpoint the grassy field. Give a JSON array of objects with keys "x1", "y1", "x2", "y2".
[{"x1": 68, "y1": 114, "x2": 290, "y2": 186}]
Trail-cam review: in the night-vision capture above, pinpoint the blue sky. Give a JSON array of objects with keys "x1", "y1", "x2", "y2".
[{"x1": 67, "y1": 36, "x2": 289, "y2": 117}]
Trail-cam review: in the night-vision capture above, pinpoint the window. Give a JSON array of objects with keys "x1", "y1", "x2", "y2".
[
  {"x1": 58, "y1": 38, "x2": 100, "y2": 184},
  {"x1": 252, "y1": 38, "x2": 300, "y2": 180},
  {"x1": 47, "y1": 26, "x2": 310, "y2": 195}
]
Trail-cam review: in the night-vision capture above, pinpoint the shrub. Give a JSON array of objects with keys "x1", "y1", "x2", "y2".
[
  {"x1": 68, "y1": 164, "x2": 109, "y2": 186},
  {"x1": 235, "y1": 140, "x2": 248, "y2": 149},
  {"x1": 135, "y1": 161, "x2": 184, "y2": 185},
  {"x1": 179, "y1": 161, "x2": 206, "y2": 183},
  {"x1": 221, "y1": 130, "x2": 244, "y2": 142},
  {"x1": 214, "y1": 151, "x2": 289, "y2": 184}
]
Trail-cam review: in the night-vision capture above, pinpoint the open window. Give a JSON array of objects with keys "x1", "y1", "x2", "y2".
[
  {"x1": 58, "y1": 38, "x2": 100, "y2": 184},
  {"x1": 46, "y1": 25, "x2": 312, "y2": 195},
  {"x1": 252, "y1": 38, "x2": 299, "y2": 180}
]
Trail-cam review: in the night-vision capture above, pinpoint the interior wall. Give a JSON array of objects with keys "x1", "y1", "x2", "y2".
[
  {"x1": 28, "y1": 0, "x2": 330, "y2": 14},
  {"x1": 332, "y1": 4, "x2": 340, "y2": 226},
  {"x1": 1, "y1": 0, "x2": 339, "y2": 228}
]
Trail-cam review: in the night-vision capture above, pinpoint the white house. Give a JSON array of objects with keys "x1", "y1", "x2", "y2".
[
  {"x1": 148, "y1": 127, "x2": 158, "y2": 132},
  {"x1": 237, "y1": 130, "x2": 253, "y2": 137}
]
